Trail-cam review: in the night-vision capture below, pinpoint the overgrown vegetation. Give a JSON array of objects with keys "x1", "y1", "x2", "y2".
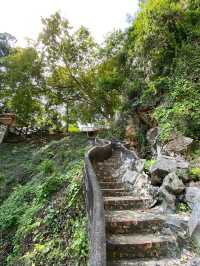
[
  {"x1": 190, "y1": 167, "x2": 200, "y2": 181},
  {"x1": 176, "y1": 202, "x2": 191, "y2": 213},
  {"x1": 124, "y1": 0, "x2": 200, "y2": 141},
  {"x1": 1, "y1": 1, "x2": 200, "y2": 263},
  {"x1": 1, "y1": 1, "x2": 200, "y2": 141},
  {"x1": 0, "y1": 135, "x2": 89, "y2": 265}
]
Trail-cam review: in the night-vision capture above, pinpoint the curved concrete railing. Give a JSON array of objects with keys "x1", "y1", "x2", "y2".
[{"x1": 84, "y1": 139, "x2": 112, "y2": 266}]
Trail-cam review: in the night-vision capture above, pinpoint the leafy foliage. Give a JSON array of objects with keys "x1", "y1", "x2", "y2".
[
  {"x1": 190, "y1": 167, "x2": 200, "y2": 181},
  {"x1": 0, "y1": 135, "x2": 89, "y2": 265},
  {"x1": 124, "y1": 0, "x2": 200, "y2": 140}
]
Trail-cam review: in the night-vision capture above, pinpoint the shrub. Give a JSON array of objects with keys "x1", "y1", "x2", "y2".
[
  {"x1": 190, "y1": 167, "x2": 200, "y2": 181},
  {"x1": 144, "y1": 159, "x2": 156, "y2": 172}
]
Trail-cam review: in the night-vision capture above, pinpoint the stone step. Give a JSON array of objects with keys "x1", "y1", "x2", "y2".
[
  {"x1": 97, "y1": 161, "x2": 120, "y2": 167},
  {"x1": 102, "y1": 188, "x2": 130, "y2": 197},
  {"x1": 104, "y1": 196, "x2": 148, "y2": 211},
  {"x1": 107, "y1": 233, "x2": 178, "y2": 260},
  {"x1": 99, "y1": 178, "x2": 117, "y2": 182},
  {"x1": 98, "y1": 176, "x2": 119, "y2": 182},
  {"x1": 100, "y1": 182, "x2": 124, "y2": 189},
  {"x1": 106, "y1": 210, "x2": 165, "y2": 234},
  {"x1": 107, "y1": 258, "x2": 181, "y2": 266},
  {"x1": 96, "y1": 170, "x2": 111, "y2": 177}
]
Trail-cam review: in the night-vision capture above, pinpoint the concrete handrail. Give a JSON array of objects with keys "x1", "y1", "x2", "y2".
[{"x1": 84, "y1": 139, "x2": 112, "y2": 266}]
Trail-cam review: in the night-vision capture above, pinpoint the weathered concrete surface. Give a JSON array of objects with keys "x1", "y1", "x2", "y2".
[
  {"x1": 0, "y1": 124, "x2": 7, "y2": 144},
  {"x1": 150, "y1": 157, "x2": 177, "y2": 185},
  {"x1": 186, "y1": 187, "x2": 200, "y2": 209},
  {"x1": 189, "y1": 202, "x2": 200, "y2": 248}
]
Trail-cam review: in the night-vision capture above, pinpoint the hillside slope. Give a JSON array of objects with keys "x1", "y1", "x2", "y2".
[{"x1": 0, "y1": 135, "x2": 89, "y2": 266}]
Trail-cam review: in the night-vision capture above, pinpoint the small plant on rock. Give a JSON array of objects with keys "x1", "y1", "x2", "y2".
[
  {"x1": 144, "y1": 159, "x2": 156, "y2": 172},
  {"x1": 190, "y1": 167, "x2": 200, "y2": 181}
]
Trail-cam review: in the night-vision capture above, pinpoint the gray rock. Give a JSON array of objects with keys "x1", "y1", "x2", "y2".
[
  {"x1": 187, "y1": 257, "x2": 200, "y2": 266},
  {"x1": 160, "y1": 173, "x2": 185, "y2": 213},
  {"x1": 164, "y1": 215, "x2": 189, "y2": 246},
  {"x1": 146, "y1": 127, "x2": 159, "y2": 145},
  {"x1": 186, "y1": 187, "x2": 200, "y2": 209},
  {"x1": 146, "y1": 127, "x2": 161, "y2": 157},
  {"x1": 135, "y1": 159, "x2": 146, "y2": 173},
  {"x1": 160, "y1": 187, "x2": 176, "y2": 213},
  {"x1": 150, "y1": 156, "x2": 177, "y2": 185},
  {"x1": 176, "y1": 159, "x2": 190, "y2": 169},
  {"x1": 177, "y1": 168, "x2": 190, "y2": 183},
  {"x1": 122, "y1": 170, "x2": 138, "y2": 184},
  {"x1": 162, "y1": 172, "x2": 185, "y2": 195},
  {"x1": 189, "y1": 202, "x2": 200, "y2": 248},
  {"x1": 164, "y1": 135, "x2": 193, "y2": 153},
  {"x1": 165, "y1": 215, "x2": 188, "y2": 230},
  {"x1": 114, "y1": 158, "x2": 134, "y2": 178},
  {"x1": 134, "y1": 172, "x2": 149, "y2": 189}
]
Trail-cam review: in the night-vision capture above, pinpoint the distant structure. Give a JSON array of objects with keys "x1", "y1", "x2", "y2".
[{"x1": 78, "y1": 122, "x2": 109, "y2": 136}]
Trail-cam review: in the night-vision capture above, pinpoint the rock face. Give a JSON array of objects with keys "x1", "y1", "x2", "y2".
[
  {"x1": 135, "y1": 159, "x2": 146, "y2": 173},
  {"x1": 187, "y1": 257, "x2": 200, "y2": 266},
  {"x1": 146, "y1": 127, "x2": 161, "y2": 157},
  {"x1": 160, "y1": 173, "x2": 185, "y2": 213},
  {"x1": 189, "y1": 202, "x2": 200, "y2": 248},
  {"x1": 150, "y1": 155, "x2": 190, "y2": 186},
  {"x1": 186, "y1": 187, "x2": 200, "y2": 209},
  {"x1": 177, "y1": 168, "x2": 190, "y2": 183},
  {"x1": 122, "y1": 170, "x2": 138, "y2": 184},
  {"x1": 160, "y1": 188, "x2": 176, "y2": 213},
  {"x1": 162, "y1": 172, "x2": 185, "y2": 195},
  {"x1": 146, "y1": 127, "x2": 159, "y2": 146},
  {"x1": 150, "y1": 156, "x2": 177, "y2": 185},
  {"x1": 164, "y1": 135, "x2": 193, "y2": 153}
]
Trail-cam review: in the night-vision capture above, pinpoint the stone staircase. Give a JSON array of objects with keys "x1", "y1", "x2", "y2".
[{"x1": 95, "y1": 149, "x2": 181, "y2": 266}]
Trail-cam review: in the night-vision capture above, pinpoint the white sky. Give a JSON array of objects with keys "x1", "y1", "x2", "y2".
[{"x1": 0, "y1": 0, "x2": 139, "y2": 46}]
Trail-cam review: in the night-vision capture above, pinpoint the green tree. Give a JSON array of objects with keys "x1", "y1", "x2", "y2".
[
  {"x1": 1, "y1": 47, "x2": 44, "y2": 128},
  {"x1": 0, "y1": 32, "x2": 16, "y2": 57},
  {"x1": 39, "y1": 12, "x2": 125, "y2": 124},
  {"x1": 123, "y1": 0, "x2": 200, "y2": 139}
]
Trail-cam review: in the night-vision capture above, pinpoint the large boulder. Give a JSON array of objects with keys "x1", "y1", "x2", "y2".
[
  {"x1": 122, "y1": 170, "x2": 138, "y2": 184},
  {"x1": 164, "y1": 135, "x2": 193, "y2": 153},
  {"x1": 177, "y1": 168, "x2": 190, "y2": 183},
  {"x1": 162, "y1": 172, "x2": 185, "y2": 195},
  {"x1": 188, "y1": 202, "x2": 200, "y2": 248},
  {"x1": 164, "y1": 215, "x2": 189, "y2": 247},
  {"x1": 186, "y1": 187, "x2": 200, "y2": 209},
  {"x1": 187, "y1": 257, "x2": 200, "y2": 266},
  {"x1": 134, "y1": 159, "x2": 146, "y2": 173},
  {"x1": 176, "y1": 157, "x2": 190, "y2": 169},
  {"x1": 150, "y1": 155, "x2": 190, "y2": 185},
  {"x1": 160, "y1": 188, "x2": 176, "y2": 213},
  {"x1": 150, "y1": 156, "x2": 177, "y2": 185},
  {"x1": 160, "y1": 173, "x2": 185, "y2": 213},
  {"x1": 146, "y1": 127, "x2": 162, "y2": 157},
  {"x1": 113, "y1": 158, "x2": 134, "y2": 178}
]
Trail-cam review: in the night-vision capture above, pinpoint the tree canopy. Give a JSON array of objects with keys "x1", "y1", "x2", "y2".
[{"x1": 1, "y1": 1, "x2": 200, "y2": 140}]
